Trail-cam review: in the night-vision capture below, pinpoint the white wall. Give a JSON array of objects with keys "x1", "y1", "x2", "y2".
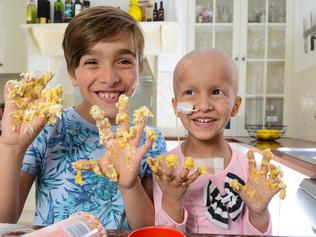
[
  {"x1": 287, "y1": 0, "x2": 316, "y2": 142},
  {"x1": 46, "y1": 0, "x2": 177, "y2": 20}
]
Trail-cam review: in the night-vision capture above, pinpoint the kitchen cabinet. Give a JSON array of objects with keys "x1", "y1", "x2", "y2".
[
  {"x1": 22, "y1": 22, "x2": 179, "y2": 59},
  {"x1": 187, "y1": 0, "x2": 292, "y2": 136},
  {"x1": 0, "y1": 0, "x2": 27, "y2": 73}
]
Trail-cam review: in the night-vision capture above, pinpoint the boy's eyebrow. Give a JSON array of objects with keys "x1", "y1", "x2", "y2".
[
  {"x1": 85, "y1": 48, "x2": 137, "y2": 58},
  {"x1": 116, "y1": 48, "x2": 137, "y2": 58}
]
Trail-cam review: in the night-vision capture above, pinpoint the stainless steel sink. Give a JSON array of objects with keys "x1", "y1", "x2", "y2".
[{"x1": 273, "y1": 147, "x2": 316, "y2": 165}]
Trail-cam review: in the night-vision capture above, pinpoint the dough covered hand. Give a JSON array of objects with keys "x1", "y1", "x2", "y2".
[
  {"x1": 6, "y1": 71, "x2": 63, "y2": 134},
  {"x1": 229, "y1": 149, "x2": 287, "y2": 214},
  {"x1": 147, "y1": 154, "x2": 206, "y2": 199},
  {"x1": 74, "y1": 95, "x2": 157, "y2": 187}
]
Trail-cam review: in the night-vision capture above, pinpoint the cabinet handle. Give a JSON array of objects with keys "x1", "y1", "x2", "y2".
[
  {"x1": 241, "y1": 57, "x2": 246, "y2": 61},
  {"x1": 0, "y1": 63, "x2": 3, "y2": 67},
  {"x1": 234, "y1": 56, "x2": 239, "y2": 61}
]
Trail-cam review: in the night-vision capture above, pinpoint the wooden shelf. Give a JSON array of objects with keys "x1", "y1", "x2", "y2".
[{"x1": 21, "y1": 22, "x2": 179, "y2": 56}]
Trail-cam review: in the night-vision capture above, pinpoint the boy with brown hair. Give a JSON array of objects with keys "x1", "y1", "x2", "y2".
[{"x1": 0, "y1": 6, "x2": 166, "y2": 230}]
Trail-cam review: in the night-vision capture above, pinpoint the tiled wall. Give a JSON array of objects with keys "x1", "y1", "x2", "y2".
[
  {"x1": 289, "y1": 0, "x2": 316, "y2": 142},
  {"x1": 288, "y1": 66, "x2": 316, "y2": 142}
]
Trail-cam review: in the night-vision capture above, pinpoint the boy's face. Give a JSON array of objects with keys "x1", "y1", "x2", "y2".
[
  {"x1": 172, "y1": 55, "x2": 241, "y2": 141},
  {"x1": 69, "y1": 36, "x2": 140, "y2": 124}
]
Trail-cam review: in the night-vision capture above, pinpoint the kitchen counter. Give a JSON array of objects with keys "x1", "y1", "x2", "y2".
[{"x1": 225, "y1": 137, "x2": 316, "y2": 178}]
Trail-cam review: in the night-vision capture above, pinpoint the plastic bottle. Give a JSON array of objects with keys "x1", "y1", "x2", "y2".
[
  {"x1": 128, "y1": 0, "x2": 142, "y2": 22},
  {"x1": 23, "y1": 212, "x2": 107, "y2": 237},
  {"x1": 26, "y1": 0, "x2": 37, "y2": 24}
]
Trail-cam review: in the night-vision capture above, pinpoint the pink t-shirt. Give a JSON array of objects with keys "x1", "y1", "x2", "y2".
[{"x1": 153, "y1": 143, "x2": 272, "y2": 235}]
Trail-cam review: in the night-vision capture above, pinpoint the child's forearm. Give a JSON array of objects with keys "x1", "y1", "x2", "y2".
[
  {"x1": 119, "y1": 178, "x2": 154, "y2": 230},
  {"x1": 162, "y1": 195, "x2": 184, "y2": 223},
  {"x1": 248, "y1": 208, "x2": 270, "y2": 233},
  {"x1": 0, "y1": 138, "x2": 26, "y2": 222}
]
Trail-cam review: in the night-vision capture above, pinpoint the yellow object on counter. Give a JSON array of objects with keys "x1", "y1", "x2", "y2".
[
  {"x1": 256, "y1": 129, "x2": 281, "y2": 140},
  {"x1": 128, "y1": 0, "x2": 142, "y2": 22}
]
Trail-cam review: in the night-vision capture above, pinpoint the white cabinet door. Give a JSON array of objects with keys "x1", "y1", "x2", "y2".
[
  {"x1": 238, "y1": 0, "x2": 290, "y2": 137},
  {"x1": 187, "y1": 0, "x2": 290, "y2": 137},
  {"x1": 0, "y1": 0, "x2": 27, "y2": 73}
]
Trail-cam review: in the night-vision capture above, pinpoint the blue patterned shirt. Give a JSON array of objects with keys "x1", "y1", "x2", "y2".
[{"x1": 21, "y1": 107, "x2": 167, "y2": 229}]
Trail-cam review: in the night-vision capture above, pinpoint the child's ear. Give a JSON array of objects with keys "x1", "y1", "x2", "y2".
[
  {"x1": 231, "y1": 96, "x2": 242, "y2": 117},
  {"x1": 68, "y1": 72, "x2": 78, "y2": 87},
  {"x1": 172, "y1": 98, "x2": 178, "y2": 116}
]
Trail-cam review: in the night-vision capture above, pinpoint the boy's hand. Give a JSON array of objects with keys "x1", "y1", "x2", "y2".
[
  {"x1": 230, "y1": 149, "x2": 286, "y2": 215},
  {"x1": 147, "y1": 155, "x2": 205, "y2": 202},
  {"x1": 74, "y1": 95, "x2": 156, "y2": 189},
  {"x1": 1, "y1": 72, "x2": 63, "y2": 149}
]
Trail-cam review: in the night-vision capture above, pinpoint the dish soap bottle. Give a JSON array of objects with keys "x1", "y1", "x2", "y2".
[
  {"x1": 26, "y1": 0, "x2": 37, "y2": 24},
  {"x1": 128, "y1": 0, "x2": 142, "y2": 22}
]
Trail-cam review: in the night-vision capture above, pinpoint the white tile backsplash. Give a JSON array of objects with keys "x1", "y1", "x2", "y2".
[{"x1": 288, "y1": 65, "x2": 316, "y2": 142}]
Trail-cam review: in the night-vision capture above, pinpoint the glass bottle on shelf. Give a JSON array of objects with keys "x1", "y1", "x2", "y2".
[
  {"x1": 205, "y1": 3, "x2": 213, "y2": 23},
  {"x1": 37, "y1": 0, "x2": 51, "y2": 23},
  {"x1": 54, "y1": 0, "x2": 64, "y2": 23},
  {"x1": 146, "y1": 0, "x2": 153, "y2": 21},
  {"x1": 158, "y1": 1, "x2": 164, "y2": 21},
  {"x1": 73, "y1": 0, "x2": 82, "y2": 17},
  {"x1": 269, "y1": 2, "x2": 277, "y2": 23},
  {"x1": 153, "y1": 2, "x2": 158, "y2": 21},
  {"x1": 26, "y1": 0, "x2": 37, "y2": 24},
  {"x1": 64, "y1": 0, "x2": 73, "y2": 22},
  {"x1": 82, "y1": 1, "x2": 90, "y2": 11}
]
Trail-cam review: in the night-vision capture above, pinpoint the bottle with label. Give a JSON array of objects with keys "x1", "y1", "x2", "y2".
[
  {"x1": 26, "y1": 0, "x2": 37, "y2": 24},
  {"x1": 73, "y1": 0, "x2": 82, "y2": 17},
  {"x1": 23, "y1": 212, "x2": 107, "y2": 237},
  {"x1": 64, "y1": 0, "x2": 73, "y2": 22},
  {"x1": 54, "y1": 0, "x2": 64, "y2": 23},
  {"x1": 153, "y1": 2, "x2": 158, "y2": 21},
  {"x1": 158, "y1": 1, "x2": 164, "y2": 21},
  {"x1": 37, "y1": 0, "x2": 51, "y2": 23}
]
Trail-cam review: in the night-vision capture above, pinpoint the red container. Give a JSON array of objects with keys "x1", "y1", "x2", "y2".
[{"x1": 128, "y1": 226, "x2": 186, "y2": 237}]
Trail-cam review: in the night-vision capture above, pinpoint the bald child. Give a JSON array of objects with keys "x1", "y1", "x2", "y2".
[{"x1": 151, "y1": 49, "x2": 283, "y2": 235}]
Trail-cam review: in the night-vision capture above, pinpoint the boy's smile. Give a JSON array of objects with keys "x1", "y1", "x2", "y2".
[{"x1": 70, "y1": 36, "x2": 140, "y2": 124}]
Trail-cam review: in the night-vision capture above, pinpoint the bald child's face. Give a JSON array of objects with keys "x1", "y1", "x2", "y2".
[
  {"x1": 172, "y1": 49, "x2": 241, "y2": 141},
  {"x1": 173, "y1": 50, "x2": 239, "y2": 100}
]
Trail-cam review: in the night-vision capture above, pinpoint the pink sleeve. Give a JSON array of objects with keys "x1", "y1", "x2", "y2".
[
  {"x1": 243, "y1": 207, "x2": 272, "y2": 235},
  {"x1": 153, "y1": 175, "x2": 188, "y2": 232}
]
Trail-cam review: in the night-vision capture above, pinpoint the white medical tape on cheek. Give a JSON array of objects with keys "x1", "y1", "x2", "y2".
[{"x1": 176, "y1": 102, "x2": 199, "y2": 114}]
